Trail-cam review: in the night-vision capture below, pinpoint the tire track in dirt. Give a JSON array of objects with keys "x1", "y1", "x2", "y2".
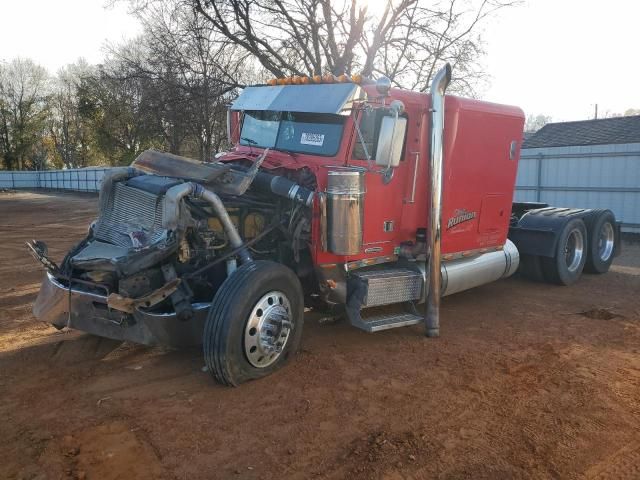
[
  {"x1": 3, "y1": 191, "x2": 640, "y2": 479},
  {"x1": 586, "y1": 441, "x2": 640, "y2": 479}
]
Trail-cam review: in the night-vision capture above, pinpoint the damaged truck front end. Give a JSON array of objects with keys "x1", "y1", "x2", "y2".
[{"x1": 31, "y1": 150, "x2": 314, "y2": 351}]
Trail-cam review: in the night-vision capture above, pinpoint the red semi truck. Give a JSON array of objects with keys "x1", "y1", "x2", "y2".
[{"x1": 30, "y1": 65, "x2": 619, "y2": 386}]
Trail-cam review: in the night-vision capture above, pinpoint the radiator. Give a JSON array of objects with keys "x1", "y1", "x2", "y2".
[{"x1": 94, "y1": 182, "x2": 166, "y2": 248}]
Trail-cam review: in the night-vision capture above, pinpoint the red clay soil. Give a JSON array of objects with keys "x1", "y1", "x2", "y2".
[{"x1": 1, "y1": 191, "x2": 639, "y2": 480}]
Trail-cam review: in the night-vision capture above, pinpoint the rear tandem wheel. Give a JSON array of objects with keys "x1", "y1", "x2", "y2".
[
  {"x1": 540, "y1": 218, "x2": 588, "y2": 286},
  {"x1": 584, "y1": 209, "x2": 617, "y2": 274}
]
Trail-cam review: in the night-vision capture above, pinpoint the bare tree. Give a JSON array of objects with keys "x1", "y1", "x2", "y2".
[
  {"x1": 0, "y1": 58, "x2": 50, "y2": 170},
  {"x1": 49, "y1": 60, "x2": 97, "y2": 168},
  {"x1": 111, "y1": 1, "x2": 249, "y2": 159},
  {"x1": 190, "y1": 0, "x2": 515, "y2": 94},
  {"x1": 525, "y1": 114, "x2": 552, "y2": 133},
  {"x1": 79, "y1": 50, "x2": 162, "y2": 166},
  {"x1": 601, "y1": 108, "x2": 640, "y2": 119}
]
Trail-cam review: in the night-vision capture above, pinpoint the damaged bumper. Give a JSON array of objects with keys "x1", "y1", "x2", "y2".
[{"x1": 33, "y1": 272, "x2": 208, "y2": 347}]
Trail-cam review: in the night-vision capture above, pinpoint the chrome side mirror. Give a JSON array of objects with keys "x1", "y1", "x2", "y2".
[{"x1": 375, "y1": 113, "x2": 406, "y2": 169}]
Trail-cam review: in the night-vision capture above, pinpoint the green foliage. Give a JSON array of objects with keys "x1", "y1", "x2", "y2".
[
  {"x1": 0, "y1": 3, "x2": 241, "y2": 171},
  {"x1": 2, "y1": 0, "x2": 504, "y2": 170},
  {"x1": 0, "y1": 58, "x2": 51, "y2": 170},
  {"x1": 48, "y1": 60, "x2": 104, "y2": 168},
  {"x1": 78, "y1": 64, "x2": 160, "y2": 166}
]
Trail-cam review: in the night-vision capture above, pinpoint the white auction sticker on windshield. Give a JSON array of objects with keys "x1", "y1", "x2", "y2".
[{"x1": 300, "y1": 133, "x2": 325, "y2": 146}]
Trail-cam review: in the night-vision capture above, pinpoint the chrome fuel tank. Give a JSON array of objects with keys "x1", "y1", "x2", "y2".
[
  {"x1": 326, "y1": 169, "x2": 366, "y2": 255},
  {"x1": 415, "y1": 239, "x2": 520, "y2": 301},
  {"x1": 441, "y1": 239, "x2": 520, "y2": 296}
]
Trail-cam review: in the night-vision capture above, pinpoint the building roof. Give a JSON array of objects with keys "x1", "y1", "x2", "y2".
[{"x1": 523, "y1": 115, "x2": 640, "y2": 149}]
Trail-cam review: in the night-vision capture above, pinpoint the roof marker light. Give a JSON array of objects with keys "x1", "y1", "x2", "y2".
[{"x1": 264, "y1": 74, "x2": 366, "y2": 87}]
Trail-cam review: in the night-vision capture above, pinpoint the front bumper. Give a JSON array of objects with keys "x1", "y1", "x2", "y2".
[{"x1": 33, "y1": 272, "x2": 208, "y2": 347}]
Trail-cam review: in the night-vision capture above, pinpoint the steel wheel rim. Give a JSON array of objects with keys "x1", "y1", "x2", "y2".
[
  {"x1": 565, "y1": 229, "x2": 584, "y2": 273},
  {"x1": 598, "y1": 221, "x2": 615, "y2": 262},
  {"x1": 244, "y1": 290, "x2": 292, "y2": 368}
]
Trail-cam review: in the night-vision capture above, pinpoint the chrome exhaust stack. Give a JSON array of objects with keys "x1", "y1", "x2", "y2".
[{"x1": 426, "y1": 64, "x2": 452, "y2": 338}]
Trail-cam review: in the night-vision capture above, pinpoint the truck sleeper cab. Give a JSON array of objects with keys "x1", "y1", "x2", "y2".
[{"x1": 30, "y1": 65, "x2": 620, "y2": 386}]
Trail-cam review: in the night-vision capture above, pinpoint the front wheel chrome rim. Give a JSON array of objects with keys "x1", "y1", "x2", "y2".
[
  {"x1": 244, "y1": 290, "x2": 292, "y2": 368},
  {"x1": 565, "y1": 229, "x2": 585, "y2": 273},
  {"x1": 598, "y1": 222, "x2": 615, "y2": 262}
]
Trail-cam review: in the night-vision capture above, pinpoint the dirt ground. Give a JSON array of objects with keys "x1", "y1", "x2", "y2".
[{"x1": 1, "y1": 191, "x2": 639, "y2": 480}]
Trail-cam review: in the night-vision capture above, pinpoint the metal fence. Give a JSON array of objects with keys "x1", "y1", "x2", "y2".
[
  {"x1": 2, "y1": 147, "x2": 639, "y2": 233},
  {"x1": 515, "y1": 142, "x2": 640, "y2": 233},
  {"x1": 0, "y1": 168, "x2": 108, "y2": 192}
]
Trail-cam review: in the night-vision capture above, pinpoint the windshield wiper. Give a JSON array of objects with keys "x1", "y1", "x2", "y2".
[{"x1": 241, "y1": 136, "x2": 258, "y2": 145}]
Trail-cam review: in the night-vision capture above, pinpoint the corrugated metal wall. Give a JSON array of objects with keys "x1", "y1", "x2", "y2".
[
  {"x1": 515, "y1": 142, "x2": 640, "y2": 232},
  {"x1": 0, "y1": 168, "x2": 108, "y2": 192},
  {"x1": 2, "y1": 150, "x2": 639, "y2": 233}
]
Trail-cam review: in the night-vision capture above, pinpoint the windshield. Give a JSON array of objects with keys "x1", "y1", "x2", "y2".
[{"x1": 240, "y1": 110, "x2": 345, "y2": 156}]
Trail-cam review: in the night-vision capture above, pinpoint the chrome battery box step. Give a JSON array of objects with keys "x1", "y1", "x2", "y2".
[
  {"x1": 350, "y1": 268, "x2": 422, "y2": 307},
  {"x1": 345, "y1": 267, "x2": 424, "y2": 332}
]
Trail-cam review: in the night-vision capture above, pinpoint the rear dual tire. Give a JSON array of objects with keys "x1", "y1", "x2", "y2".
[
  {"x1": 583, "y1": 209, "x2": 616, "y2": 274},
  {"x1": 541, "y1": 218, "x2": 587, "y2": 285},
  {"x1": 519, "y1": 210, "x2": 616, "y2": 285}
]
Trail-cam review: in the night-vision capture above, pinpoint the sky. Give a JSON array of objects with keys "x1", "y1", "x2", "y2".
[
  {"x1": 482, "y1": 0, "x2": 640, "y2": 121},
  {"x1": 0, "y1": 0, "x2": 638, "y2": 122},
  {"x1": 0, "y1": 1, "x2": 141, "y2": 71}
]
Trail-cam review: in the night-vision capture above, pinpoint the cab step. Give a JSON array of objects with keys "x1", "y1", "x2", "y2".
[{"x1": 355, "y1": 311, "x2": 423, "y2": 332}]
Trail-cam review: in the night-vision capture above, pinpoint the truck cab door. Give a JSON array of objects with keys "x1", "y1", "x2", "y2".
[{"x1": 348, "y1": 107, "x2": 410, "y2": 255}]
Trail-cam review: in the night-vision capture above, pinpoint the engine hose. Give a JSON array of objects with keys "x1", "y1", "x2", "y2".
[
  {"x1": 184, "y1": 221, "x2": 283, "y2": 280},
  {"x1": 164, "y1": 182, "x2": 252, "y2": 265},
  {"x1": 231, "y1": 167, "x2": 315, "y2": 207},
  {"x1": 191, "y1": 184, "x2": 252, "y2": 264}
]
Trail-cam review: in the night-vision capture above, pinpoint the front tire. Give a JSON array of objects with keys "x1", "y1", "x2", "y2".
[
  {"x1": 204, "y1": 260, "x2": 304, "y2": 386},
  {"x1": 541, "y1": 218, "x2": 587, "y2": 285}
]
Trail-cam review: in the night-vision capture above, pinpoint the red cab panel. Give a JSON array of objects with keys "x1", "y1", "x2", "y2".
[{"x1": 440, "y1": 97, "x2": 524, "y2": 254}]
